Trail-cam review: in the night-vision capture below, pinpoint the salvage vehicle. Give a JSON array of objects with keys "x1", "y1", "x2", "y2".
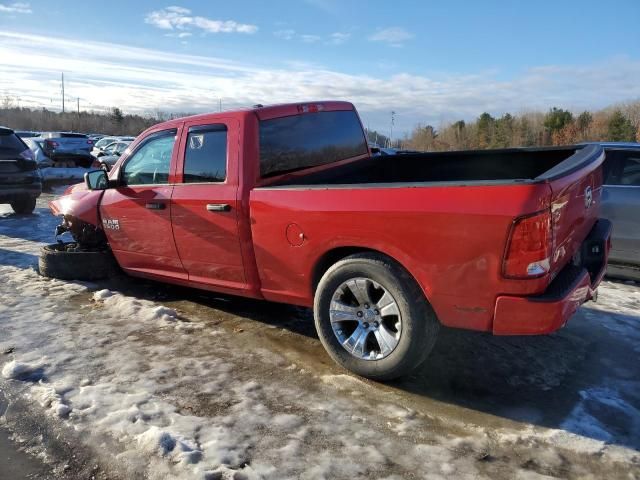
[
  {"x1": 598, "y1": 142, "x2": 640, "y2": 280},
  {"x1": 0, "y1": 126, "x2": 41, "y2": 214},
  {"x1": 41, "y1": 101, "x2": 611, "y2": 380},
  {"x1": 39, "y1": 132, "x2": 94, "y2": 168}
]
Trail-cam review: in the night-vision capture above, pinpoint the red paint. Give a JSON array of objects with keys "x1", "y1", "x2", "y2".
[
  {"x1": 49, "y1": 183, "x2": 102, "y2": 227},
  {"x1": 493, "y1": 271, "x2": 592, "y2": 335},
  {"x1": 48, "y1": 101, "x2": 610, "y2": 336}
]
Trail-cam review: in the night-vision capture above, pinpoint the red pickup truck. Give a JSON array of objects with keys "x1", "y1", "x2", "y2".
[{"x1": 43, "y1": 101, "x2": 611, "y2": 380}]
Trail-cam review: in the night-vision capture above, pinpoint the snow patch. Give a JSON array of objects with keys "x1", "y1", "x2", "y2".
[
  {"x1": 93, "y1": 289, "x2": 179, "y2": 324},
  {"x1": 2, "y1": 359, "x2": 45, "y2": 380},
  {"x1": 40, "y1": 167, "x2": 89, "y2": 182}
]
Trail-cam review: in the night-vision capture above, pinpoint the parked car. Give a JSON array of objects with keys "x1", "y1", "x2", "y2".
[
  {"x1": 0, "y1": 126, "x2": 41, "y2": 214},
  {"x1": 91, "y1": 140, "x2": 132, "y2": 171},
  {"x1": 595, "y1": 142, "x2": 640, "y2": 280},
  {"x1": 22, "y1": 137, "x2": 54, "y2": 168},
  {"x1": 44, "y1": 101, "x2": 610, "y2": 380},
  {"x1": 15, "y1": 130, "x2": 41, "y2": 138},
  {"x1": 39, "y1": 132, "x2": 94, "y2": 167},
  {"x1": 91, "y1": 136, "x2": 134, "y2": 158}
]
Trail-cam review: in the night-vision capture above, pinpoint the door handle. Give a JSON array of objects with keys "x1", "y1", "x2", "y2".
[
  {"x1": 145, "y1": 202, "x2": 166, "y2": 210},
  {"x1": 206, "y1": 203, "x2": 231, "y2": 212}
]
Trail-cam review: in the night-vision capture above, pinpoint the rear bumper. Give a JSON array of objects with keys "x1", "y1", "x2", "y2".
[{"x1": 493, "y1": 219, "x2": 612, "y2": 335}]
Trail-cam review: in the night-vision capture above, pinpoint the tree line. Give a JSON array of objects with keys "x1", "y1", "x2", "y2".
[
  {"x1": 2, "y1": 95, "x2": 639, "y2": 150},
  {"x1": 0, "y1": 96, "x2": 189, "y2": 136},
  {"x1": 395, "y1": 100, "x2": 640, "y2": 152}
]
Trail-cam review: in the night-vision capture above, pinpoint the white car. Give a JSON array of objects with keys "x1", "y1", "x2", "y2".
[{"x1": 90, "y1": 136, "x2": 118, "y2": 157}]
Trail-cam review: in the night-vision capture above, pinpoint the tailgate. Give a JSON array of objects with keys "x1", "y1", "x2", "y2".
[{"x1": 538, "y1": 145, "x2": 605, "y2": 279}]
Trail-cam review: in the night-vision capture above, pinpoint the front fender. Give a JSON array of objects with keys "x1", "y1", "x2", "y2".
[{"x1": 49, "y1": 183, "x2": 103, "y2": 227}]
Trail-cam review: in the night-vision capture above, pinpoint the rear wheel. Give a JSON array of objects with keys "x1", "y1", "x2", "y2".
[
  {"x1": 39, "y1": 243, "x2": 117, "y2": 281},
  {"x1": 314, "y1": 253, "x2": 439, "y2": 380},
  {"x1": 10, "y1": 196, "x2": 37, "y2": 215}
]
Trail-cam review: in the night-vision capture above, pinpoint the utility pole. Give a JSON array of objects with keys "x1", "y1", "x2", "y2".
[
  {"x1": 219, "y1": 98, "x2": 222, "y2": 112},
  {"x1": 390, "y1": 111, "x2": 396, "y2": 148},
  {"x1": 77, "y1": 97, "x2": 80, "y2": 115},
  {"x1": 61, "y1": 72, "x2": 65, "y2": 113}
]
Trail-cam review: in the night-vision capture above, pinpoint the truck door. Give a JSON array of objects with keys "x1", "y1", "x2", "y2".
[
  {"x1": 170, "y1": 119, "x2": 247, "y2": 293},
  {"x1": 100, "y1": 128, "x2": 187, "y2": 279}
]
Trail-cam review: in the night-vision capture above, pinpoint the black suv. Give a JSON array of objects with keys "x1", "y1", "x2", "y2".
[{"x1": 0, "y1": 127, "x2": 42, "y2": 214}]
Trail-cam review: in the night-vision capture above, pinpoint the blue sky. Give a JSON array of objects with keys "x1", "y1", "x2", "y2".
[{"x1": 1, "y1": 0, "x2": 639, "y2": 135}]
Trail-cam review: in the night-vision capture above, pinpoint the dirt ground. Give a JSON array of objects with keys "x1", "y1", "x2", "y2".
[{"x1": 0, "y1": 192, "x2": 638, "y2": 479}]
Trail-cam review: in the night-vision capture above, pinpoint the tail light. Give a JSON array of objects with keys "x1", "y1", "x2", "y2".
[
  {"x1": 45, "y1": 139, "x2": 59, "y2": 148},
  {"x1": 87, "y1": 139, "x2": 94, "y2": 145},
  {"x1": 503, "y1": 210, "x2": 552, "y2": 278}
]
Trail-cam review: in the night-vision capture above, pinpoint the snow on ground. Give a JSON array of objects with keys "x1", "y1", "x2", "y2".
[{"x1": 0, "y1": 196, "x2": 639, "y2": 479}]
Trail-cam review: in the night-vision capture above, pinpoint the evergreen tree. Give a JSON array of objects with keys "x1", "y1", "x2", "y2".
[
  {"x1": 494, "y1": 113, "x2": 514, "y2": 148},
  {"x1": 607, "y1": 110, "x2": 636, "y2": 141},
  {"x1": 543, "y1": 107, "x2": 573, "y2": 133},
  {"x1": 476, "y1": 112, "x2": 495, "y2": 148}
]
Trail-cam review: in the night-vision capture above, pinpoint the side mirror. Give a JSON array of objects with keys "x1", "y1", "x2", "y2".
[{"x1": 85, "y1": 169, "x2": 110, "y2": 190}]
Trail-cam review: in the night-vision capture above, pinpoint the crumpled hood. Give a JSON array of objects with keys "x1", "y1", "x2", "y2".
[{"x1": 49, "y1": 183, "x2": 103, "y2": 227}]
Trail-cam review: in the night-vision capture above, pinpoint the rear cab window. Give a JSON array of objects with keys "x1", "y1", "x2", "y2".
[{"x1": 259, "y1": 109, "x2": 368, "y2": 178}]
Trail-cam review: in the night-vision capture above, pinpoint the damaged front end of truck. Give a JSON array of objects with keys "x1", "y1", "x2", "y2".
[
  {"x1": 40, "y1": 182, "x2": 116, "y2": 281},
  {"x1": 49, "y1": 183, "x2": 108, "y2": 250}
]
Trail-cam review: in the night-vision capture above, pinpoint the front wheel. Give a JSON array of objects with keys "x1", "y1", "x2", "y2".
[
  {"x1": 10, "y1": 196, "x2": 37, "y2": 214},
  {"x1": 314, "y1": 253, "x2": 439, "y2": 381},
  {"x1": 39, "y1": 243, "x2": 117, "y2": 281}
]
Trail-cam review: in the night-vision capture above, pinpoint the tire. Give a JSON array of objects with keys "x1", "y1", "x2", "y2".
[
  {"x1": 314, "y1": 253, "x2": 439, "y2": 381},
  {"x1": 39, "y1": 243, "x2": 117, "y2": 281},
  {"x1": 10, "y1": 196, "x2": 37, "y2": 214}
]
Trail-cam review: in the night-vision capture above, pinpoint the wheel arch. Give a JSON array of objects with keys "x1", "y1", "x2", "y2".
[{"x1": 310, "y1": 246, "x2": 433, "y2": 307}]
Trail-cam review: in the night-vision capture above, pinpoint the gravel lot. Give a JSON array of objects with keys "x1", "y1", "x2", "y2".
[{"x1": 0, "y1": 192, "x2": 639, "y2": 479}]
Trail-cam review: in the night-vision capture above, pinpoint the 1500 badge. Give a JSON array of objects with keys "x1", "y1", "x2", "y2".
[{"x1": 102, "y1": 218, "x2": 120, "y2": 231}]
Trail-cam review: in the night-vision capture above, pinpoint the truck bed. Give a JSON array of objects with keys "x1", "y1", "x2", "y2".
[{"x1": 271, "y1": 146, "x2": 589, "y2": 187}]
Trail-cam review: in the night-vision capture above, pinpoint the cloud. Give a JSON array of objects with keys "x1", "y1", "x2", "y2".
[
  {"x1": 145, "y1": 6, "x2": 257, "y2": 34},
  {"x1": 369, "y1": 27, "x2": 413, "y2": 47},
  {"x1": 0, "y1": 2, "x2": 31, "y2": 14},
  {"x1": 0, "y1": 31, "x2": 639, "y2": 134},
  {"x1": 273, "y1": 30, "x2": 350, "y2": 46},
  {"x1": 303, "y1": 0, "x2": 339, "y2": 15},
  {"x1": 165, "y1": 31, "x2": 193, "y2": 39},
  {"x1": 301, "y1": 34, "x2": 321, "y2": 43},
  {"x1": 274, "y1": 29, "x2": 296, "y2": 40},
  {"x1": 328, "y1": 32, "x2": 350, "y2": 45}
]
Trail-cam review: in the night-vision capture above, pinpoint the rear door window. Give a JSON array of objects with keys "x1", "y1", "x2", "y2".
[
  {"x1": 259, "y1": 110, "x2": 368, "y2": 177},
  {"x1": 183, "y1": 125, "x2": 227, "y2": 183}
]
